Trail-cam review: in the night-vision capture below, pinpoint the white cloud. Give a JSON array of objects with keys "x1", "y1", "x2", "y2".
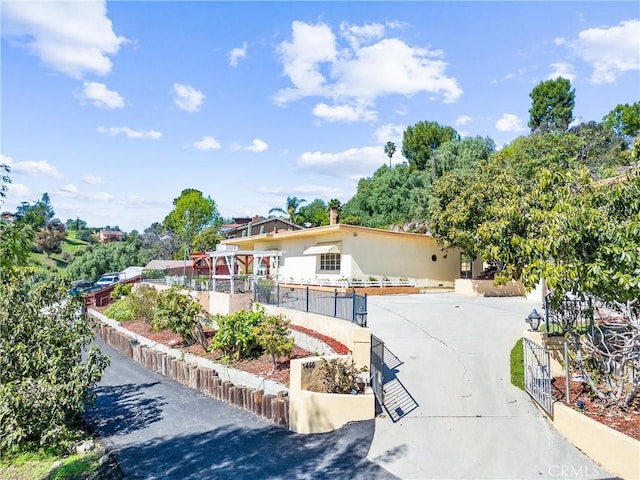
[
  {"x1": 229, "y1": 42, "x2": 248, "y2": 67},
  {"x1": 274, "y1": 20, "x2": 462, "y2": 121},
  {"x1": 2, "y1": 154, "x2": 63, "y2": 179},
  {"x1": 97, "y1": 126, "x2": 162, "y2": 139},
  {"x1": 193, "y1": 136, "x2": 221, "y2": 151},
  {"x1": 297, "y1": 145, "x2": 386, "y2": 179},
  {"x1": 339, "y1": 21, "x2": 385, "y2": 49},
  {"x1": 257, "y1": 185, "x2": 342, "y2": 198},
  {"x1": 59, "y1": 184, "x2": 78, "y2": 194},
  {"x1": 77, "y1": 81, "x2": 125, "y2": 109},
  {"x1": 374, "y1": 123, "x2": 405, "y2": 144},
  {"x1": 554, "y1": 37, "x2": 566, "y2": 46},
  {"x1": 6, "y1": 183, "x2": 31, "y2": 199},
  {"x1": 492, "y1": 67, "x2": 527, "y2": 83},
  {"x1": 173, "y1": 83, "x2": 205, "y2": 112},
  {"x1": 244, "y1": 139, "x2": 269, "y2": 153},
  {"x1": 455, "y1": 115, "x2": 473, "y2": 126},
  {"x1": 496, "y1": 113, "x2": 527, "y2": 133},
  {"x1": 82, "y1": 174, "x2": 105, "y2": 185},
  {"x1": 547, "y1": 62, "x2": 576, "y2": 81},
  {"x1": 572, "y1": 19, "x2": 639, "y2": 84},
  {"x1": 312, "y1": 103, "x2": 377, "y2": 123},
  {"x1": 2, "y1": 1, "x2": 125, "y2": 79}
]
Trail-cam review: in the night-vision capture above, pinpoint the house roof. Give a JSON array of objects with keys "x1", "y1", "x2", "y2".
[
  {"x1": 144, "y1": 259, "x2": 189, "y2": 270},
  {"x1": 221, "y1": 223, "x2": 434, "y2": 247},
  {"x1": 224, "y1": 217, "x2": 303, "y2": 235}
]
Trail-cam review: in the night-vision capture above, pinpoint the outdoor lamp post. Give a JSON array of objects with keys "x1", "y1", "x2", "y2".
[
  {"x1": 526, "y1": 309, "x2": 542, "y2": 331},
  {"x1": 356, "y1": 306, "x2": 368, "y2": 327}
]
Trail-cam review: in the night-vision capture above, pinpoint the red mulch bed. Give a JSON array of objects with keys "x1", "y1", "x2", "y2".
[
  {"x1": 94, "y1": 306, "x2": 350, "y2": 386},
  {"x1": 288, "y1": 324, "x2": 350, "y2": 354},
  {"x1": 552, "y1": 376, "x2": 640, "y2": 441}
]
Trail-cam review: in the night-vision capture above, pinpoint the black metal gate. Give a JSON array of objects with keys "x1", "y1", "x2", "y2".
[
  {"x1": 370, "y1": 334, "x2": 384, "y2": 406},
  {"x1": 523, "y1": 337, "x2": 553, "y2": 415}
]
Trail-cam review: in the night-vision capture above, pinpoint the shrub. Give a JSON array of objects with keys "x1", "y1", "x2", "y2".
[
  {"x1": 104, "y1": 298, "x2": 134, "y2": 322},
  {"x1": 317, "y1": 357, "x2": 366, "y2": 394},
  {"x1": 152, "y1": 288, "x2": 205, "y2": 348},
  {"x1": 254, "y1": 313, "x2": 294, "y2": 373},
  {"x1": 0, "y1": 271, "x2": 109, "y2": 452},
  {"x1": 110, "y1": 283, "x2": 132, "y2": 300},
  {"x1": 211, "y1": 308, "x2": 264, "y2": 361},
  {"x1": 128, "y1": 285, "x2": 158, "y2": 324}
]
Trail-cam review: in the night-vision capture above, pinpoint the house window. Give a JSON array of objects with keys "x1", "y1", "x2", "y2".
[
  {"x1": 460, "y1": 253, "x2": 473, "y2": 279},
  {"x1": 320, "y1": 253, "x2": 341, "y2": 272}
]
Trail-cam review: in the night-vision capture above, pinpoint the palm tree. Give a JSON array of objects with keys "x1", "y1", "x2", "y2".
[
  {"x1": 269, "y1": 196, "x2": 307, "y2": 224},
  {"x1": 384, "y1": 141, "x2": 396, "y2": 168}
]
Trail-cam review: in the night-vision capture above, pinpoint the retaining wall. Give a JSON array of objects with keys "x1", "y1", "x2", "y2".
[{"x1": 89, "y1": 310, "x2": 289, "y2": 428}]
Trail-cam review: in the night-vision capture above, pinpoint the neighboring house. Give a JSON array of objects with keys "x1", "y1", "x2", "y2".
[
  {"x1": 223, "y1": 216, "x2": 303, "y2": 239},
  {"x1": 144, "y1": 259, "x2": 194, "y2": 277},
  {"x1": 220, "y1": 223, "x2": 463, "y2": 288},
  {"x1": 1, "y1": 211, "x2": 17, "y2": 222},
  {"x1": 98, "y1": 229, "x2": 124, "y2": 243}
]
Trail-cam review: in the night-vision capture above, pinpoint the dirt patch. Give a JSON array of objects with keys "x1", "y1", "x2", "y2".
[{"x1": 552, "y1": 376, "x2": 640, "y2": 441}]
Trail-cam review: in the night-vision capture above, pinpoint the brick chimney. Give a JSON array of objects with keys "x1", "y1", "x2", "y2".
[{"x1": 329, "y1": 207, "x2": 338, "y2": 225}]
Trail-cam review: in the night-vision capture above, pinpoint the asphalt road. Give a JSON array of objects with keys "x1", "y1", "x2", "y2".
[{"x1": 85, "y1": 337, "x2": 397, "y2": 480}]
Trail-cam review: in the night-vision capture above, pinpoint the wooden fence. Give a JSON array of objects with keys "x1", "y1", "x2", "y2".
[{"x1": 90, "y1": 318, "x2": 289, "y2": 428}]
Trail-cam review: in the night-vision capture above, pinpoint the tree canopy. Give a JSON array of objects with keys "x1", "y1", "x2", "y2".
[
  {"x1": 402, "y1": 121, "x2": 459, "y2": 178},
  {"x1": 296, "y1": 199, "x2": 329, "y2": 227},
  {"x1": 602, "y1": 101, "x2": 640, "y2": 139},
  {"x1": 163, "y1": 189, "x2": 221, "y2": 258},
  {"x1": 269, "y1": 196, "x2": 306, "y2": 224},
  {"x1": 528, "y1": 77, "x2": 575, "y2": 132}
]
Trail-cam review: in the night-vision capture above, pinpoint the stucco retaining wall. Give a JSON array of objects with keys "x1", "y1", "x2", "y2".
[
  {"x1": 288, "y1": 356, "x2": 375, "y2": 434},
  {"x1": 525, "y1": 331, "x2": 640, "y2": 479}
]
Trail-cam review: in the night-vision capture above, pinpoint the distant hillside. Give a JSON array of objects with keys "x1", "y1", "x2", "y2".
[{"x1": 28, "y1": 230, "x2": 91, "y2": 275}]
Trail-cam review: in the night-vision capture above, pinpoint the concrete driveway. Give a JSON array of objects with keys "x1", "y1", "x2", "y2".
[{"x1": 365, "y1": 293, "x2": 612, "y2": 479}]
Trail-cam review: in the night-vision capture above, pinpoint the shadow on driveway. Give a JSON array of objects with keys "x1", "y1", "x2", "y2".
[{"x1": 109, "y1": 420, "x2": 396, "y2": 480}]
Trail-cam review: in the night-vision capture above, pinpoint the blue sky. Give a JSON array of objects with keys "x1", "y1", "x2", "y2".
[{"x1": 2, "y1": 1, "x2": 638, "y2": 232}]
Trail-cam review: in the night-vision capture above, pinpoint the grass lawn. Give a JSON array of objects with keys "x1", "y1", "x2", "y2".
[
  {"x1": 28, "y1": 231, "x2": 90, "y2": 275},
  {"x1": 0, "y1": 449, "x2": 106, "y2": 480},
  {"x1": 510, "y1": 337, "x2": 524, "y2": 390}
]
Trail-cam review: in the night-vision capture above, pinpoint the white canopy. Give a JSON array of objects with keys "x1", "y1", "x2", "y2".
[{"x1": 303, "y1": 242, "x2": 341, "y2": 255}]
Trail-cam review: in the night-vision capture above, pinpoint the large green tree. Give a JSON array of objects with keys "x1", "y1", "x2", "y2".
[
  {"x1": 67, "y1": 236, "x2": 151, "y2": 280},
  {"x1": 435, "y1": 136, "x2": 496, "y2": 174},
  {"x1": 528, "y1": 77, "x2": 575, "y2": 133},
  {"x1": 163, "y1": 189, "x2": 221, "y2": 259},
  {"x1": 602, "y1": 102, "x2": 640, "y2": 139},
  {"x1": 402, "y1": 121, "x2": 459, "y2": 178},
  {"x1": 341, "y1": 165, "x2": 433, "y2": 228},
  {"x1": 296, "y1": 199, "x2": 329, "y2": 227}
]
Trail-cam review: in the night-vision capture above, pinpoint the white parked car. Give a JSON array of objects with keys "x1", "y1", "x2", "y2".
[{"x1": 96, "y1": 273, "x2": 121, "y2": 287}]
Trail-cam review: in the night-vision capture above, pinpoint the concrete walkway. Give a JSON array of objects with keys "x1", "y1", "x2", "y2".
[{"x1": 365, "y1": 293, "x2": 613, "y2": 479}]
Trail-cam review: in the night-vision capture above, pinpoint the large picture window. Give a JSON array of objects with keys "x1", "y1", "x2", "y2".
[{"x1": 320, "y1": 253, "x2": 341, "y2": 272}]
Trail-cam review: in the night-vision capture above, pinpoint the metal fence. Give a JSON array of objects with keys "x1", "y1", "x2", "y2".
[
  {"x1": 544, "y1": 294, "x2": 594, "y2": 336},
  {"x1": 255, "y1": 284, "x2": 368, "y2": 324},
  {"x1": 370, "y1": 335, "x2": 385, "y2": 406},
  {"x1": 523, "y1": 337, "x2": 553, "y2": 415}
]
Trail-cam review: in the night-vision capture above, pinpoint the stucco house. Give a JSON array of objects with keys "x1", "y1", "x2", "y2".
[{"x1": 220, "y1": 223, "x2": 462, "y2": 288}]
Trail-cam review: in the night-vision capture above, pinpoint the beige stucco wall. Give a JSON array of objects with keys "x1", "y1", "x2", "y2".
[
  {"x1": 206, "y1": 291, "x2": 253, "y2": 315},
  {"x1": 251, "y1": 229, "x2": 460, "y2": 288},
  {"x1": 260, "y1": 304, "x2": 370, "y2": 368},
  {"x1": 289, "y1": 356, "x2": 375, "y2": 434},
  {"x1": 455, "y1": 279, "x2": 526, "y2": 297},
  {"x1": 553, "y1": 403, "x2": 640, "y2": 480}
]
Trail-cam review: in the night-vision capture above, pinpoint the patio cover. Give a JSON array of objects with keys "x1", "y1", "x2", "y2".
[{"x1": 303, "y1": 242, "x2": 342, "y2": 255}]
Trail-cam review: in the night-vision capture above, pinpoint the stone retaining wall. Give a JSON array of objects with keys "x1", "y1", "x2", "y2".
[{"x1": 90, "y1": 315, "x2": 289, "y2": 428}]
